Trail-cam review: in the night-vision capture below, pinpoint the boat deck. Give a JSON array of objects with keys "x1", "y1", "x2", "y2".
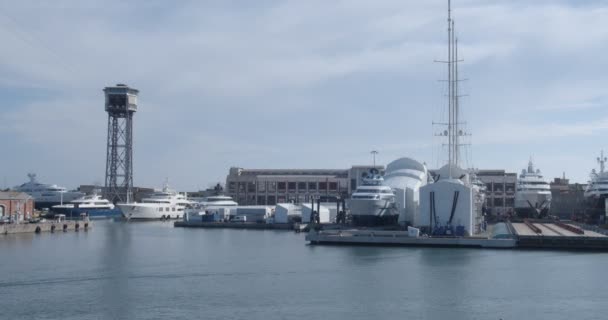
[{"x1": 511, "y1": 222, "x2": 607, "y2": 238}]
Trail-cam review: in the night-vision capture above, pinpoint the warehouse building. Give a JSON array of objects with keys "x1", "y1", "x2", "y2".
[{"x1": 225, "y1": 166, "x2": 383, "y2": 205}]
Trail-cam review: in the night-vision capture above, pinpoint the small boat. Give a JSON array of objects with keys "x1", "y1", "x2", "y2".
[{"x1": 51, "y1": 192, "x2": 121, "y2": 219}]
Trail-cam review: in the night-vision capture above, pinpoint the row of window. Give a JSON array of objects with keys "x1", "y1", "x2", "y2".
[
  {"x1": 229, "y1": 181, "x2": 341, "y2": 193},
  {"x1": 236, "y1": 194, "x2": 341, "y2": 206},
  {"x1": 489, "y1": 198, "x2": 515, "y2": 207},
  {"x1": 484, "y1": 183, "x2": 516, "y2": 192},
  {"x1": 158, "y1": 207, "x2": 177, "y2": 212}
]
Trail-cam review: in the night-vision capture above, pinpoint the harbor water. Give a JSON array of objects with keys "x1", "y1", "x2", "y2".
[{"x1": 1, "y1": 221, "x2": 607, "y2": 320}]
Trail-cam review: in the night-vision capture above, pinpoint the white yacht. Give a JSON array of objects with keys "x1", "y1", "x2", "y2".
[
  {"x1": 584, "y1": 151, "x2": 608, "y2": 215},
  {"x1": 347, "y1": 168, "x2": 398, "y2": 226},
  {"x1": 117, "y1": 184, "x2": 192, "y2": 220},
  {"x1": 51, "y1": 192, "x2": 121, "y2": 219},
  {"x1": 514, "y1": 159, "x2": 551, "y2": 218},
  {"x1": 184, "y1": 195, "x2": 238, "y2": 221},
  {"x1": 15, "y1": 173, "x2": 84, "y2": 209}
]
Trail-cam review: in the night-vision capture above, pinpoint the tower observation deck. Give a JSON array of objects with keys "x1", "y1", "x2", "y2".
[{"x1": 103, "y1": 84, "x2": 139, "y2": 203}]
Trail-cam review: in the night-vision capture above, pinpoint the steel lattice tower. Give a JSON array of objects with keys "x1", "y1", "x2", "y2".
[{"x1": 103, "y1": 84, "x2": 139, "y2": 203}]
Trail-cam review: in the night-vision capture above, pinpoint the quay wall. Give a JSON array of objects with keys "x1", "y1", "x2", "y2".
[
  {"x1": 1, "y1": 221, "x2": 92, "y2": 235},
  {"x1": 175, "y1": 221, "x2": 293, "y2": 230}
]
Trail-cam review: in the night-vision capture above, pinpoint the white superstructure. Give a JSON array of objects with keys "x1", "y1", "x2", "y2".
[
  {"x1": 584, "y1": 151, "x2": 608, "y2": 210},
  {"x1": 184, "y1": 195, "x2": 238, "y2": 220},
  {"x1": 117, "y1": 184, "x2": 191, "y2": 220},
  {"x1": 15, "y1": 173, "x2": 84, "y2": 209},
  {"x1": 51, "y1": 192, "x2": 121, "y2": 219},
  {"x1": 347, "y1": 168, "x2": 397, "y2": 226},
  {"x1": 585, "y1": 151, "x2": 608, "y2": 199},
  {"x1": 52, "y1": 193, "x2": 114, "y2": 210},
  {"x1": 514, "y1": 159, "x2": 551, "y2": 217},
  {"x1": 382, "y1": 157, "x2": 428, "y2": 226}
]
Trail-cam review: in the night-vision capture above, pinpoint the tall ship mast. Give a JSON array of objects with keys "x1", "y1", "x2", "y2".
[
  {"x1": 419, "y1": 0, "x2": 485, "y2": 237},
  {"x1": 434, "y1": 0, "x2": 468, "y2": 176}
]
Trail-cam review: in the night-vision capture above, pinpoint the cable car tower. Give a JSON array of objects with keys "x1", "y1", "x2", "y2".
[{"x1": 103, "y1": 84, "x2": 139, "y2": 203}]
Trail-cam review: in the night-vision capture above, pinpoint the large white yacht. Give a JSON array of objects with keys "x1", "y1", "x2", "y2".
[
  {"x1": 15, "y1": 173, "x2": 84, "y2": 209},
  {"x1": 584, "y1": 151, "x2": 608, "y2": 216},
  {"x1": 51, "y1": 192, "x2": 121, "y2": 219},
  {"x1": 347, "y1": 168, "x2": 398, "y2": 226},
  {"x1": 514, "y1": 159, "x2": 551, "y2": 218},
  {"x1": 184, "y1": 195, "x2": 238, "y2": 220},
  {"x1": 117, "y1": 184, "x2": 192, "y2": 220}
]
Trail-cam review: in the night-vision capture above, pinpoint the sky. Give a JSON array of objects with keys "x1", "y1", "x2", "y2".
[{"x1": 1, "y1": 0, "x2": 608, "y2": 191}]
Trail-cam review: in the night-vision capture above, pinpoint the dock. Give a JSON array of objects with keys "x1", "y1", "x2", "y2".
[
  {"x1": 306, "y1": 229, "x2": 517, "y2": 248},
  {"x1": 511, "y1": 220, "x2": 608, "y2": 250},
  {"x1": 306, "y1": 221, "x2": 608, "y2": 251},
  {"x1": 1, "y1": 220, "x2": 92, "y2": 235},
  {"x1": 174, "y1": 221, "x2": 293, "y2": 230}
]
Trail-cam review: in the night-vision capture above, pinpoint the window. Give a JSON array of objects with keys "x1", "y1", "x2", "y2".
[
  {"x1": 172, "y1": 207, "x2": 176, "y2": 212},
  {"x1": 268, "y1": 182, "x2": 277, "y2": 192},
  {"x1": 329, "y1": 182, "x2": 337, "y2": 191},
  {"x1": 228, "y1": 182, "x2": 236, "y2": 192},
  {"x1": 257, "y1": 196, "x2": 266, "y2": 205},
  {"x1": 319, "y1": 182, "x2": 327, "y2": 191},
  {"x1": 351, "y1": 179, "x2": 357, "y2": 191},
  {"x1": 159, "y1": 207, "x2": 163, "y2": 212},
  {"x1": 267, "y1": 196, "x2": 276, "y2": 205},
  {"x1": 278, "y1": 182, "x2": 286, "y2": 191},
  {"x1": 485, "y1": 183, "x2": 493, "y2": 191},
  {"x1": 288, "y1": 182, "x2": 296, "y2": 191},
  {"x1": 308, "y1": 182, "x2": 317, "y2": 191},
  {"x1": 257, "y1": 181, "x2": 266, "y2": 192},
  {"x1": 238, "y1": 182, "x2": 246, "y2": 192},
  {"x1": 494, "y1": 198, "x2": 504, "y2": 207},
  {"x1": 247, "y1": 182, "x2": 256, "y2": 193},
  {"x1": 298, "y1": 182, "x2": 306, "y2": 191}
]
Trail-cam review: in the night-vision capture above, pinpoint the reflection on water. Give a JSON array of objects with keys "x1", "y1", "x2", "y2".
[
  {"x1": 101, "y1": 222, "x2": 132, "y2": 319},
  {"x1": 1, "y1": 220, "x2": 608, "y2": 320}
]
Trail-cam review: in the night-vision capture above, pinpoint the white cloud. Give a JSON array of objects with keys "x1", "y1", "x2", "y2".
[{"x1": 2, "y1": 0, "x2": 608, "y2": 188}]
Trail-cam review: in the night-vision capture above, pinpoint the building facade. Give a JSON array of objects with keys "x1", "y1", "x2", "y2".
[
  {"x1": 549, "y1": 177, "x2": 586, "y2": 219},
  {"x1": 0, "y1": 191, "x2": 35, "y2": 222},
  {"x1": 226, "y1": 166, "x2": 383, "y2": 205},
  {"x1": 475, "y1": 170, "x2": 517, "y2": 216}
]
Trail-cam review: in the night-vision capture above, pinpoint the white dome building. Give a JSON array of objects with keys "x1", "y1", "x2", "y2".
[{"x1": 382, "y1": 157, "x2": 428, "y2": 226}]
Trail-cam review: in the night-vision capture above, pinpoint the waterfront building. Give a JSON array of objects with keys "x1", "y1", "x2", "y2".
[
  {"x1": 0, "y1": 191, "x2": 34, "y2": 222},
  {"x1": 549, "y1": 176, "x2": 587, "y2": 219},
  {"x1": 475, "y1": 170, "x2": 517, "y2": 216},
  {"x1": 225, "y1": 166, "x2": 383, "y2": 205}
]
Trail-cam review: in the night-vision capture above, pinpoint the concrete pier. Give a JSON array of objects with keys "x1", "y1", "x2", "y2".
[
  {"x1": 306, "y1": 221, "x2": 608, "y2": 251},
  {"x1": 1, "y1": 220, "x2": 92, "y2": 235},
  {"x1": 306, "y1": 229, "x2": 517, "y2": 248},
  {"x1": 510, "y1": 221, "x2": 608, "y2": 250},
  {"x1": 174, "y1": 221, "x2": 293, "y2": 230}
]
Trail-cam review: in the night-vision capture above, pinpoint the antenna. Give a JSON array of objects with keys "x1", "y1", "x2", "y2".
[
  {"x1": 598, "y1": 150, "x2": 607, "y2": 174},
  {"x1": 371, "y1": 150, "x2": 379, "y2": 168}
]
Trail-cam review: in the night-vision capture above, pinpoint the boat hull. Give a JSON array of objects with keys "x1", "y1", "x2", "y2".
[
  {"x1": 348, "y1": 199, "x2": 398, "y2": 226},
  {"x1": 50, "y1": 207, "x2": 122, "y2": 219},
  {"x1": 514, "y1": 191, "x2": 551, "y2": 218}
]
